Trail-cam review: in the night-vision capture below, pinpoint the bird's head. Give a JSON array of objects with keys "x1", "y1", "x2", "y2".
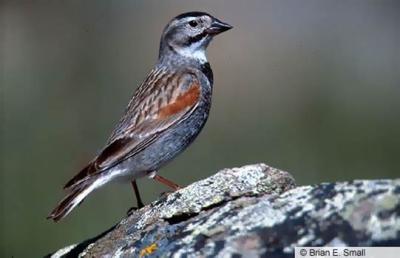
[{"x1": 159, "y1": 12, "x2": 232, "y2": 63}]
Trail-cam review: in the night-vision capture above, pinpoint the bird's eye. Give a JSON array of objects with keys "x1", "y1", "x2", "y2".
[{"x1": 189, "y1": 20, "x2": 198, "y2": 27}]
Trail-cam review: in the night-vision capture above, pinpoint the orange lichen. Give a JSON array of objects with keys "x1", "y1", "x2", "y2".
[{"x1": 139, "y1": 243, "x2": 158, "y2": 257}]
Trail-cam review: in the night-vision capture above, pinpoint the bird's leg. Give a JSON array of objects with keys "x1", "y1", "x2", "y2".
[
  {"x1": 131, "y1": 180, "x2": 145, "y2": 208},
  {"x1": 148, "y1": 171, "x2": 181, "y2": 191},
  {"x1": 127, "y1": 180, "x2": 145, "y2": 215},
  {"x1": 154, "y1": 175, "x2": 181, "y2": 191}
]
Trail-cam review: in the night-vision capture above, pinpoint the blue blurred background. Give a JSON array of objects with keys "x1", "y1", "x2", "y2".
[{"x1": 2, "y1": 0, "x2": 399, "y2": 256}]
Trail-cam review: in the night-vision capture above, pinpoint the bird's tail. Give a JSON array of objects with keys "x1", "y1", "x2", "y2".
[{"x1": 47, "y1": 177, "x2": 100, "y2": 222}]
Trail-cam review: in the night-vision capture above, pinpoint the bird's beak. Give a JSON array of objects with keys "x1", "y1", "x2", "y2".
[{"x1": 206, "y1": 18, "x2": 233, "y2": 35}]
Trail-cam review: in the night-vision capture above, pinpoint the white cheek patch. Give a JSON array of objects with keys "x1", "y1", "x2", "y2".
[{"x1": 177, "y1": 38, "x2": 208, "y2": 63}]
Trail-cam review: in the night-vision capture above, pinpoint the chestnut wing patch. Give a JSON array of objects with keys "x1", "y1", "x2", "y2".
[{"x1": 158, "y1": 83, "x2": 200, "y2": 118}]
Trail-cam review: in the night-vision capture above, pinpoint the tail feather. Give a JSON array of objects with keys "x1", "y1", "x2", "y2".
[
  {"x1": 47, "y1": 179, "x2": 97, "y2": 222},
  {"x1": 64, "y1": 162, "x2": 97, "y2": 190}
]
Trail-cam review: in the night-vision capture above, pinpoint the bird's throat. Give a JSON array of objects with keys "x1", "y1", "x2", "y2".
[{"x1": 177, "y1": 48, "x2": 207, "y2": 63}]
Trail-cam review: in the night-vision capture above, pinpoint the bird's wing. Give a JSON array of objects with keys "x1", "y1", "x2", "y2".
[{"x1": 64, "y1": 69, "x2": 201, "y2": 189}]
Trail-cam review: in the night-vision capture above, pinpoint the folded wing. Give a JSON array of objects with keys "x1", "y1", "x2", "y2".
[{"x1": 64, "y1": 70, "x2": 201, "y2": 189}]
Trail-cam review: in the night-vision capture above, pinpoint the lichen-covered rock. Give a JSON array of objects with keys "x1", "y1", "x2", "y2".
[{"x1": 49, "y1": 164, "x2": 400, "y2": 258}]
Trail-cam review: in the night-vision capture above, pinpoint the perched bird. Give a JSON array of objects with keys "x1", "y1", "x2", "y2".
[{"x1": 48, "y1": 11, "x2": 232, "y2": 221}]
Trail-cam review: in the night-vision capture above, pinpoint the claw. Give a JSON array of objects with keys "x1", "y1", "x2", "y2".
[
  {"x1": 126, "y1": 206, "x2": 139, "y2": 216},
  {"x1": 159, "y1": 191, "x2": 174, "y2": 198}
]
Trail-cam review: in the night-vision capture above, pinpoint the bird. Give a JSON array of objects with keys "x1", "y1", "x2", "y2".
[{"x1": 47, "y1": 11, "x2": 232, "y2": 221}]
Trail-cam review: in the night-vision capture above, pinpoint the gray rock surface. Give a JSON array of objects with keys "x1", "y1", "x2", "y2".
[{"x1": 48, "y1": 164, "x2": 400, "y2": 258}]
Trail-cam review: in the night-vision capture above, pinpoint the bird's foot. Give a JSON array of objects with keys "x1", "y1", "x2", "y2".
[
  {"x1": 159, "y1": 191, "x2": 174, "y2": 198},
  {"x1": 126, "y1": 205, "x2": 144, "y2": 216}
]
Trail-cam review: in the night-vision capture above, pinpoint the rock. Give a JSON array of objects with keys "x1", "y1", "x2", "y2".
[{"x1": 48, "y1": 164, "x2": 400, "y2": 257}]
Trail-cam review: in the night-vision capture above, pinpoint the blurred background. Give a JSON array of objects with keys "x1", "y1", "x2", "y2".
[{"x1": 2, "y1": 0, "x2": 400, "y2": 256}]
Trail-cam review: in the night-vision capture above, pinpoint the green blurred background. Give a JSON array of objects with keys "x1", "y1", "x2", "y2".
[{"x1": 2, "y1": 0, "x2": 399, "y2": 256}]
